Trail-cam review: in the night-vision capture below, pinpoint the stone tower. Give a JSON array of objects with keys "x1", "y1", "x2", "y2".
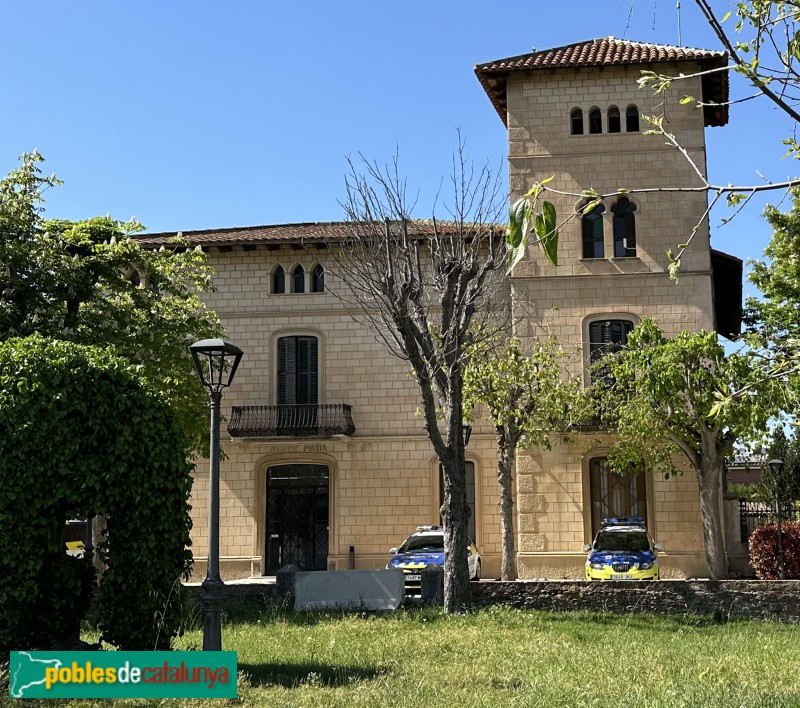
[{"x1": 475, "y1": 37, "x2": 742, "y2": 578}]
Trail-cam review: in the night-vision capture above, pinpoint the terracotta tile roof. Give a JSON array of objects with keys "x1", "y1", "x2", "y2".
[
  {"x1": 475, "y1": 37, "x2": 728, "y2": 127},
  {"x1": 133, "y1": 220, "x2": 491, "y2": 248}
]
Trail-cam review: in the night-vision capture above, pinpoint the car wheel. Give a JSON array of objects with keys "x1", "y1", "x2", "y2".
[{"x1": 472, "y1": 559, "x2": 481, "y2": 581}]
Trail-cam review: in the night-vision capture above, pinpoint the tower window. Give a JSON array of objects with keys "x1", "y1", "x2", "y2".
[
  {"x1": 626, "y1": 105, "x2": 640, "y2": 133},
  {"x1": 571, "y1": 108, "x2": 584, "y2": 135},
  {"x1": 608, "y1": 106, "x2": 621, "y2": 133},
  {"x1": 589, "y1": 320, "x2": 634, "y2": 364},
  {"x1": 581, "y1": 203, "x2": 605, "y2": 259},
  {"x1": 612, "y1": 198, "x2": 637, "y2": 257},
  {"x1": 589, "y1": 107, "x2": 602, "y2": 134}
]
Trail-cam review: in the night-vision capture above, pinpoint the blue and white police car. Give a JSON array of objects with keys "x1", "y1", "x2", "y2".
[
  {"x1": 584, "y1": 517, "x2": 662, "y2": 581},
  {"x1": 387, "y1": 526, "x2": 481, "y2": 594}
]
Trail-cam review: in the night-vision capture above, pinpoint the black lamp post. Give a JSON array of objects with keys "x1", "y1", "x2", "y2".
[
  {"x1": 462, "y1": 424, "x2": 472, "y2": 447},
  {"x1": 767, "y1": 458, "x2": 786, "y2": 580},
  {"x1": 190, "y1": 338, "x2": 244, "y2": 651}
]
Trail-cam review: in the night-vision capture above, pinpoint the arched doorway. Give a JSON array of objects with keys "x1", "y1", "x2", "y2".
[{"x1": 265, "y1": 464, "x2": 329, "y2": 573}]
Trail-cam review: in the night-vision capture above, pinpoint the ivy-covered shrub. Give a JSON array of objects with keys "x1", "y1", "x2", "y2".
[
  {"x1": 0, "y1": 336, "x2": 194, "y2": 651},
  {"x1": 748, "y1": 522, "x2": 800, "y2": 579}
]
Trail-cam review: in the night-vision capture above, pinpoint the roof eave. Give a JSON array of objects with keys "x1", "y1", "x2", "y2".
[{"x1": 475, "y1": 48, "x2": 730, "y2": 128}]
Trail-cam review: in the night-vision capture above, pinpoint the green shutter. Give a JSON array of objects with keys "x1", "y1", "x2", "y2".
[{"x1": 278, "y1": 337, "x2": 297, "y2": 404}]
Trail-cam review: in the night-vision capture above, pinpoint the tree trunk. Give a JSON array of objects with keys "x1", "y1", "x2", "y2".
[
  {"x1": 496, "y1": 425, "x2": 517, "y2": 581},
  {"x1": 696, "y1": 427, "x2": 729, "y2": 579},
  {"x1": 439, "y1": 447, "x2": 471, "y2": 612}
]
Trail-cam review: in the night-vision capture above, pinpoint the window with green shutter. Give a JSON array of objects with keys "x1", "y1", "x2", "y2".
[
  {"x1": 278, "y1": 336, "x2": 318, "y2": 405},
  {"x1": 589, "y1": 320, "x2": 633, "y2": 363},
  {"x1": 582, "y1": 203, "x2": 605, "y2": 259}
]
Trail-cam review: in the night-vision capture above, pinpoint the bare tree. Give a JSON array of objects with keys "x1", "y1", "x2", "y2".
[{"x1": 330, "y1": 141, "x2": 507, "y2": 612}]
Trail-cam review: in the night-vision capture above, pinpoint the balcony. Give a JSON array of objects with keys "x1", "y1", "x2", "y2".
[{"x1": 228, "y1": 404, "x2": 356, "y2": 438}]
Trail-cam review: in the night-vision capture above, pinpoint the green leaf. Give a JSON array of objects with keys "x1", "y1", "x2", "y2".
[
  {"x1": 582, "y1": 199, "x2": 602, "y2": 215},
  {"x1": 722, "y1": 11, "x2": 732, "y2": 22},
  {"x1": 679, "y1": 96, "x2": 695, "y2": 105},
  {"x1": 538, "y1": 201, "x2": 558, "y2": 267},
  {"x1": 507, "y1": 198, "x2": 527, "y2": 248},
  {"x1": 507, "y1": 239, "x2": 527, "y2": 272}
]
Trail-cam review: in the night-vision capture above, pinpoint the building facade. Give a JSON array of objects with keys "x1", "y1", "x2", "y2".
[{"x1": 138, "y1": 38, "x2": 744, "y2": 581}]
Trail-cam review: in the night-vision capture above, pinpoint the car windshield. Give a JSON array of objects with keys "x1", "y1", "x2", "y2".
[
  {"x1": 594, "y1": 531, "x2": 650, "y2": 552},
  {"x1": 399, "y1": 534, "x2": 444, "y2": 553}
]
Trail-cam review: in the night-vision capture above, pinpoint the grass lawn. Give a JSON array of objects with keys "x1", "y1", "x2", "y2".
[{"x1": 7, "y1": 603, "x2": 800, "y2": 708}]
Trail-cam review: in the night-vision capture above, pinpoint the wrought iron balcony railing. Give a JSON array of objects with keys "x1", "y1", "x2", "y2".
[{"x1": 228, "y1": 404, "x2": 355, "y2": 438}]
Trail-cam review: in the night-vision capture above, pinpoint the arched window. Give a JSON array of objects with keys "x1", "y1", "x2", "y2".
[
  {"x1": 589, "y1": 457, "x2": 647, "y2": 535},
  {"x1": 570, "y1": 108, "x2": 584, "y2": 135},
  {"x1": 129, "y1": 270, "x2": 141, "y2": 287},
  {"x1": 272, "y1": 265, "x2": 285, "y2": 294},
  {"x1": 607, "y1": 106, "x2": 621, "y2": 133},
  {"x1": 612, "y1": 198, "x2": 637, "y2": 257},
  {"x1": 312, "y1": 264, "x2": 325, "y2": 293},
  {"x1": 292, "y1": 265, "x2": 305, "y2": 293},
  {"x1": 589, "y1": 107, "x2": 602, "y2": 134},
  {"x1": 277, "y1": 335, "x2": 318, "y2": 405},
  {"x1": 626, "y1": 105, "x2": 640, "y2": 132},
  {"x1": 589, "y1": 320, "x2": 633, "y2": 363},
  {"x1": 581, "y1": 203, "x2": 605, "y2": 259},
  {"x1": 588, "y1": 318, "x2": 634, "y2": 383}
]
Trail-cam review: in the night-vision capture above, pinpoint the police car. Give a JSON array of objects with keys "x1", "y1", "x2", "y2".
[
  {"x1": 584, "y1": 517, "x2": 662, "y2": 581},
  {"x1": 387, "y1": 526, "x2": 481, "y2": 594}
]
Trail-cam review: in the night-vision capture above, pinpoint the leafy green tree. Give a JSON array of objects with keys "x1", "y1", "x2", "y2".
[
  {"x1": 594, "y1": 318, "x2": 781, "y2": 579},
  {"x1": 0, "y1": 336, "x2": 193, "y2": 650},
  {"x1": 744, "y1": 191, "x2": 800, "y2": 404},
  {"x1": 765, "y1": 427, "x2": 800, "y2": 508},
  {"x1": 0, "y1": 152, "x2": 222, "y2": 454},
  {"x1": 0, "y1": 152, "x2": 59, "y2": 332},
  {"x1": 464, "y1": 336, "x2": 585, "y2": 580}
]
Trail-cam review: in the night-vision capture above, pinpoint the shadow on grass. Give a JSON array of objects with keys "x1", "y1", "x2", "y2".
[{"x1": 239, "y1": 661, "x2": 384, "y2": 688}]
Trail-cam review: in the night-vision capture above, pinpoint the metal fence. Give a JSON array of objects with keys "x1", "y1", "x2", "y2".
[{"x1": 739, "y1": 500, "x2": 800, "y2": 543}]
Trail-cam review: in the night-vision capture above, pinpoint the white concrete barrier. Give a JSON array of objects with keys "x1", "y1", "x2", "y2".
[{"x1": 294, "y1": 569, "x2": 405, "y2": 611}]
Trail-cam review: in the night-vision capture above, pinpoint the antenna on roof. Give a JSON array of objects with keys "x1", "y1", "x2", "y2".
[{"x1": 677, "y1": 1, "x2": 682, "y2": 45}]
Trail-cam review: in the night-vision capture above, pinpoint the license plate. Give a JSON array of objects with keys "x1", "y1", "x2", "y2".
[
  {"x1": 405, "y1": 574, "x2": 421, "y2": 582},
  {"x1": 611, "y1": 574, "x2": 633, "y2": 580}
]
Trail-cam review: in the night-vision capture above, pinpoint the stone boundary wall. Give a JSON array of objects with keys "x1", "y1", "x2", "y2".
[
  {"x1": 187, "y1": 579, "x2": 800, "y2": 622},
  {"x1": 471, "y1": 580, "x2": 800, "y2": 622}
]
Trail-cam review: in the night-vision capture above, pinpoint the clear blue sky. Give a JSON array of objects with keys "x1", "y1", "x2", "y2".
[{"x1": 1, "y1": 1, "x2": 793, "y2": 295}]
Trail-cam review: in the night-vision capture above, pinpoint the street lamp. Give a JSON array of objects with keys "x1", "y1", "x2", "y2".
[
  {"x1": 767, "y1": 458, "x2": 786, "y2": 581},
  {"x1": 190, "y1": 338, "x2": 244, "y2": 651},
  {"x1": 462, "y1": 424, "x2": 472, "y2": 447}
]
